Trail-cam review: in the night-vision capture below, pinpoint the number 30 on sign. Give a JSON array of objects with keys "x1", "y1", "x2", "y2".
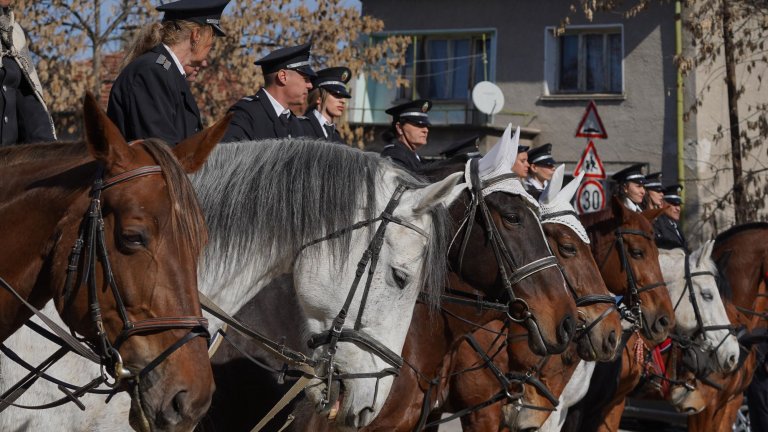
[{"x1": 577, "y1": 180, "x2": 606, "y2": 214}]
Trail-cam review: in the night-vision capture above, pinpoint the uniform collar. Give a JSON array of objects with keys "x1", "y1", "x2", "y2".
[
  {"x1": 263, "y1": 88, "x2": 290, "y2": 118},
  {"x1": 162, "y1": 44, "x2": 186, "y2": 77},
  {"x1": 622, "y1": 197, "x2": 642, "y2": 212}
]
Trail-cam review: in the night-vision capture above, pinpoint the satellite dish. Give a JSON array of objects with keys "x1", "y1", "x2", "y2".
[{"x1": 472, "y1": 81, "x2": 505, "y2": 115}]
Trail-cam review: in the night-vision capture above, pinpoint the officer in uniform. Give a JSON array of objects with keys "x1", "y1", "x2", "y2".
[
  {"x1": 653, "y1": 184, "x2": 688, "y2": 251},
  {"x1": 526, "y1": 143, "x2": 556, "y2": 197},
  {"x1": 303, "y1": 66, "x2": 351, "y2": 144},
  {"x1": 381, "y1": 99, "x2": 432, "y2": 172},
  {"x1": 643, "y1": 172, "x2": 665, "y2": 210},
  {"x1": 107, "y1": 0, "x2": 230, "y2": 146},
  {"x1": 221, "y1": 43, "x2": 315, "y2": 142},
  {"x1": 611, "y1": 163, "x2": 646, "y2": 212},
  {"x1": 0, "y1": 0, "x2": 56, "y2": 145},
  {"x1": 440, "y1": 135, "x2": 481, "y2": 160}
]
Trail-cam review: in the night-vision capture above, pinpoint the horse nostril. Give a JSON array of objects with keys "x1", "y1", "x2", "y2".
[
  {"x1": 727, "y1": 354, "x2": 737, "y2": 368},
  {"x1": 559, "y1": 315, "x2": 575, "y2": 344},
  {"x1": 657, "y1": 315, "x2": 671, "y2": 330},
  {"x1": 606, "y1": 330, "x2": 618, "y2": 351},
  {"x1": 161, "y1": 390, "x2": 189, "y2": 427}
]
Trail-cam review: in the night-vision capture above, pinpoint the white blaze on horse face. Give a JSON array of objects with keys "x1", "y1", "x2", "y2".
[
  {"x1": 478, "y1": 123, "x2": 519, "y2": 180},
  {"x1": 658, "y1": 243, "x2": 740, "y2": 373},
  {"x1": 296, "y1": 172, "x2": 461, "y2": 428}
]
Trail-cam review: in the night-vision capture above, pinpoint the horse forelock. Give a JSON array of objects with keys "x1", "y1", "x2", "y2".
[
  {"x1": 141, "y1": 139, "x2": 208, "y2": 258},
  {"x1": 192, "y1": 140, "x2": 448, "y2": 296}
]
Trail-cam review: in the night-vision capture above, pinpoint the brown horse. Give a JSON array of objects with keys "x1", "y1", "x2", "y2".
[
  {"x1": 680, "y1": 223, "x2": 768, "y2": 431},
  {"x1": 0, "y1": 94, "x2": 229, "y2": 431}
]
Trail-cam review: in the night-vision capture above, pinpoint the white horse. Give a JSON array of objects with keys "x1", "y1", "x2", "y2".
[
  {"x1": 538, "y1": 240, "x2": 740, "y2": 431},
  {"x1": 0, "y1": 139, "x2": 464, "y2": 431}
]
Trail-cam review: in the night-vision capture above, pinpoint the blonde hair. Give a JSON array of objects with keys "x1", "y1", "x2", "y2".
[
  {"x1": 306, "y1": 87, "x2": 329, "y2": 112},
  {"x1": 120, "y1": 20, "x2": 213, "y2": 69}
]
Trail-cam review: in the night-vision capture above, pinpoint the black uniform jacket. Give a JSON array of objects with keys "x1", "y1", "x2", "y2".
[
  {"x1": 0, "y1": 57, "x2": 54, "y2": 145},
  {"x1": 221, "y1": 88, "x2": 307, "y2": 142},
  {"x1": 653, "y1": 214, "x2": 688, "y2": 251},
  {"x1": 107, "y1": 45, "x2": 201, "y2": 146},
  {"x1": 302, "y1": 110, "x2": 345, "y2": 144},
  {"x1": 381, "y1": 141, "x2": 422, "y2": 172}
]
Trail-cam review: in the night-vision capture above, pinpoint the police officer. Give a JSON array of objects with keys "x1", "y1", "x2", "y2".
[
  {"x1": 611, "y1": 163, "x2": 646, "y2": 212},
  {"x1": 440, "y1": 135, "x2": 481, "y2": 160},
  {"x1": 303, "y1": 66, "x2": 350, "y2": 144},
  {"x1": 107, "y1": 0, "x2": 229, "y2": 146},
  {"x1": 526, "y1": 143, "x2": 556, "y2": 197},
  {"x1": 643, "y1": 172, "x2": 665, "y2": 210},
  {"x1": 381, "y1": 99, "x2": 432, "y2": 172},
  {"x1": 653, "y1": 184, "x2": 688, "y2": 251},
  {"x1": 221, "y1": 43, "x2": 315, "y2": 142},
  {"x1": 0, "y1": 0, "x2": 56, "y2": 145}
]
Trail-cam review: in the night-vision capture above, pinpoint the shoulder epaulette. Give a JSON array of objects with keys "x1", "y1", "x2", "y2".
[
  {"x1": 383, "y1": 144, "x2": 395, "y2": 150},
  {"x1": 155, "y1": 54, "x2": 172, "y2": 71},
  {"x1": 241, "y1": 96, "x2": 254, "y2": 102}
]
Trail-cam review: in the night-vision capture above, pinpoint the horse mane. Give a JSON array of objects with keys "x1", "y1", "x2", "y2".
[
  {"x1": 0, "y1": 141, "x2": 86, "y2": 167},
  {"x1": 192, "y1": 139, "x2": 449, "y2": 304},
  {"x1": 715, "y1": 222, "x2": 768, "y2": 244},
  {"x1": 142, "y1": 139, "x2": 208, "y2": 258}
]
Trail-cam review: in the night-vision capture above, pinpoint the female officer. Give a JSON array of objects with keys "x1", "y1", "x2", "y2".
[
  {"x1": 643, "y1": 172, "x2": 665, "y2": 210},
  {"x1": 0, "y1": 0, "x2": 56, "y2": 145},
  {"x1": 381, "y1": 99, "x2": 432, "y2": 172},
  {"x1": 304, "y1": 66, "x2": 351, "y2": 144},
  {"x1": 107, "y1": 0, "x2": 229, "y2": 146},
  {"x1": 611, "y1": 163, "x2": 646, "y2": 212}
]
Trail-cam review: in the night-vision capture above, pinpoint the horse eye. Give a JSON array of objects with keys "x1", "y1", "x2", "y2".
[
  {"x1": 120, "y1": 230, "x2": 147, "y2": 251},
  {"x1": 392, "y1": 268, "x2": 409, "y2": 290},
  {"x1": 502, "y1": 214, "x2": 521, "y2": 226},
  {"x1": 630, "y1": 248, "x2": 644, "y2": 259},
  {"x1": 701, "y1": 290, "x2": 714, "y2": 301},
  {"x1": 559, "y1": 244, "x2": 577, "y2": 257}
]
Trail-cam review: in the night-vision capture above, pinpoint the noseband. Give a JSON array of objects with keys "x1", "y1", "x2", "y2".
[
  {"x1": 302, "y1": 184, "x2": 428, "y2": 408},
  {"x1": 62, "y1": 164, "x2": 209, "y2": 387}
]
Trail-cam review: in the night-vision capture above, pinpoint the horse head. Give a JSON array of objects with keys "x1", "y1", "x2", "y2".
[
  {"x1": 582, "y1": 197, "x2": 674, "y2": 344},
  {"x1": 0, "y1": 93, "x2": 228, "y2": 431}
]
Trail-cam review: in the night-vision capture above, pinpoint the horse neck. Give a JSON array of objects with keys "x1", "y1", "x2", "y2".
[{"x1": 0, "y1": 157, "x2": 91, "y2": 341}]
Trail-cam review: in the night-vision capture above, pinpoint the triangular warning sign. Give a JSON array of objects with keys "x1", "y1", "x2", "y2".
[
  {"x1": 573, "y1": 140, "x2": 606, "y2": 179},
  {"x1": 575, "y1": 100, "x2": 608, "y2": 139}
]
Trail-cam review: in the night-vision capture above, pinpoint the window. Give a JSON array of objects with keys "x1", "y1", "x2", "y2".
[
  {"x1": 544, "y1": 26, "x2": 623, "y2": 96},
  {"x1": 399, "y1": 34, "x2": 492, "y2": 101},
  {"x1": 348, "y1": 29, "x2": 495, "y2": 126}
]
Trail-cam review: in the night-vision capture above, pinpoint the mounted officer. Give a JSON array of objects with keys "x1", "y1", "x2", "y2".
[
  {"x1": 643, "y1": 172, "x2": 665, "y2": 210},
  {"x1": 0, "y1": 0, "x2": 56, "y2": 145},
  {"x1": 611, "y1": 163, "x2": 646, "y2": 212},
  {"x1": 303, "y1": 66, "x2": 351, "y2": 144},
  {"x1": 221, "y1": 43, "x2": 315, "y2": 142},
  {"x1": 107, "y1": 0, "x2": 230, "y2": 146},
  {"x1": 526, "y1": 143, "x2": 556, "y2": 199},
  {"x1": 653, "y1": 184, "x2": 688, "y2": 251},
  {"x1": 381, "y1": 99, "x2": 432, "y2": 172}
]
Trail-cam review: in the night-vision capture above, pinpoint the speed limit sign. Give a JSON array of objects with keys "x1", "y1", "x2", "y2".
[{"x1": 577, "y1": 180, "x2": 606, "y2": 214}]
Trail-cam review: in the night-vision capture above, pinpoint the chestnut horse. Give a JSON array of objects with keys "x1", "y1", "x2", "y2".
[
  {"x1": 680, "y1": 223, "x2": 768, "y2": 431},
  {"x1": 0, "y1": 94, "x2": 228, "y2": 431}
]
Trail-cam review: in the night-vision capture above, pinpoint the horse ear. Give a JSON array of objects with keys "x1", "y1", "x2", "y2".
[
  {"x1": 557, "y1": 169, "x2": 584, "y2": 205},
  {"x1": 539, "y1": 164, "x2": 565, "y2": 205},
  {"x1": 173, "y1": 113, "x2": 232, "y2": 173},
  {"x1": 642, "y1": 207, "x2": 665, "y2": 222},
  {"x1": 83, "y1": 92, "x2": 130, "y2": 170},
  {"x1": 478, "y1": 123, "x2": 517, "y2": 179},
  {"x1": 612, "y1": 195, "x2": 628, "y2": 220},
  {"x1": 412, "y1": 171, "x2": 464, "y2": 215}
]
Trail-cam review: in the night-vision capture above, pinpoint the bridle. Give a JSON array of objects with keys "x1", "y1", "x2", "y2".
[
  {"x1": 539, "y1": 209, "x2": 617, "y2": 337},
  {"x1": 597, "y1": 227, "x2": 667, "y2": 331},
  {"x1": 670, "y1": 252, "x2": 736, "y2": 377},
  {"x1": 0, "y1": 162, "x2": 209, "y2": 410},
  {"x1": 301, "y1": 184, "x2": 429, "y2": 409},
  {"x1": 451, "y1": 159, "x2": 560, "y2": 326},
  {"x1": 62, "y1": 164, "x2": 210, "y2": 386}
]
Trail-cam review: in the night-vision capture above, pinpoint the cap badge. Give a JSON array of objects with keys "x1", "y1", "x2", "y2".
[
  {"x1": 341, "y1": 70, "x2": 349, "y2": 81},
  {"x1": 421, "y1": 102, "x2": 429, "y2": 112}
]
